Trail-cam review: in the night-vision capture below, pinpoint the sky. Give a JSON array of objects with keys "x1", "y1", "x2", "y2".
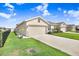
[{"x1": 0, "y1": 3, "x2": 79, "y2": 28}]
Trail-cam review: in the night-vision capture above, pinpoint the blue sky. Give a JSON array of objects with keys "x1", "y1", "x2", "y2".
[{"x1": 0, "y1": 3, "x2": 79, "y2": 28}]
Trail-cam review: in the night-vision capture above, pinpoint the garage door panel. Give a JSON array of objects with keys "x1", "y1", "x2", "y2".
[{"x1": 27, "y1": 26, "x2": 46, "y2": 36}]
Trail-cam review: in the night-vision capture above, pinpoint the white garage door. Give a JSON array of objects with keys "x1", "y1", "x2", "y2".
[
  {"x1": 27, "y1": 26, "x2": 47, "y2": 36},
  {"x1": 60, "y1": 28, "x2": 66, "y2": 32}
]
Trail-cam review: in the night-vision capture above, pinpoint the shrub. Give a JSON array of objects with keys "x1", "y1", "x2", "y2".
[
  {"x1": 53, "y1": 30, "x2": 63, "y2": 33},
  {"x1": 2, "y1": 29, "x2": 11, "y2": 47},
  {"x1": 48, "y1": 31, "x2": 52, "y2": 34},
  {"x1": 18, "y1": 35, "x2": 23, "y2": 39}
]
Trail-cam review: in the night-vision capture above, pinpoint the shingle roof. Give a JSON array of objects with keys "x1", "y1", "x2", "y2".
[{"x1": 47, "y1": 21, "x2": 66, "y2": 26}]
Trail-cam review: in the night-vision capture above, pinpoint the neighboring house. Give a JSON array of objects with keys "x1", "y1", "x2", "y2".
[
  {"x1": 15, "y1": 16, "x2": 49, "y2": 36},
  {"x1": 76, "y1": 25, "x2": 79, "y2": 32},
  {"x1": 11, "y1": 28, "x2": 15, "y2": 32},
  {"x1": 47, "y1": 21, "x2": 67, "y2": 32},
  {"x1": 67, "y1": 24, "x2": 76, "y2": 32},
  {"x1": 57, "y1": 22, "x2": 67, "y2": 32},
  {"x1": 47, "y1": 21, "x2": 55, "y2": 32},
  {"x1": 0, "y1": 27, "x2": 10, "y2": 32}
]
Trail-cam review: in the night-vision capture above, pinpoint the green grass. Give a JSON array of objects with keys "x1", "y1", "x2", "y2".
[
  {"x1": 0, "y1": 32, "x2": 69, "y2": 56},
  {"x1": 52, "y1": 32, "x2": 79, "y2": 40},
  {"x1": 0, "y1": 30, "x2": 2, "y2": 46},
  {"x1": 0, "y1": 30, "x2": 2, "y2": 39}
]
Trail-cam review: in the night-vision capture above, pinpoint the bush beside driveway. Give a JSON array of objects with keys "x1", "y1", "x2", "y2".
[{"x1": 0, "y1": 29, "x2": 11, "y2": 47}]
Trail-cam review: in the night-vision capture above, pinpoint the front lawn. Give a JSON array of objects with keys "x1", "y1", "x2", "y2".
[
  {"x1": 0, "y1": 32, "x2": 69, "y2": 56},
  {"x1": 52, "y1": 32, "x2": 79, "y2": 40},
  {"x1": 0, "y1": 31, "x2": 1, "y2": 46}
]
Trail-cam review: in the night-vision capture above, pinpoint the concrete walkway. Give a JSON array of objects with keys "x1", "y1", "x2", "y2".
[{"x1": 31, "y1": 34, "x2": 79, "y2": 56}]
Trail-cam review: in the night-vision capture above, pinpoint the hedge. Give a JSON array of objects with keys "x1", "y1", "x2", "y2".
[{"x1": 0, "y1": 29, "x2": 11, "y2": 47}]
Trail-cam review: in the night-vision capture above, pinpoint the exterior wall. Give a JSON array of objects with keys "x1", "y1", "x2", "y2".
[
  {"x1": 51, "y1": 26, "x2": 54, "y2": 29},
  {"x1": 26, "y1": 18, "x2": 49, "y2": 36},
  {"x1": 15, "y1": 22, "x2": 27, "y2": 36},
  {"x1": 15, "y1": 17, "x2": 49, "y2": 36},
  {"x1": 76, "y1": 26, "x2": 79, "y2": 32},
  {"x1": 51, "y1": 25, "x2": 54, "y2": 32},
  {"x1": 26, "y1": 18, "x2": 48, "y2": 26},
  {"x1": 60, "y1": 28, "x2": 66, "y2": 32},
  {"x1": 48, "y1": 25, "x2": 51, "y2": 32},
  {"x1": 67, "y1": 25, "x2": 76, "y2": 32},
  {"x1": 60, "y1": 23, "x2": 67, "y2": 32},
  {"x1": 11, "y1": 28, "x2": 14, "y2": 32},
  {"x1": 72, "y1": 26, "x2": 76, "y2": 32}
]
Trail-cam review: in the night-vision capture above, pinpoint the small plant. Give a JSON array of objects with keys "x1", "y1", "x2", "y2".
[
  {"x1": 48, "y1": 31, "x2": 52, "y2": 34},
  {"x1": 18, "y1": 35, "x2": 23, "y2": 39}
]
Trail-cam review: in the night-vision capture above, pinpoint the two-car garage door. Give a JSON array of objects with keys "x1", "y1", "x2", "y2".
[{"x1": 27, "y1": 26, "x2": 47, "y2": 36}]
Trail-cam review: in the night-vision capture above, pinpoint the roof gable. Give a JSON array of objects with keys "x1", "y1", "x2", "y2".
[
  {"x1": 26, "y1": 16, "x2": 49, "y2": 25},
  {"x1": 16, "y1": 16, "x2": 49, "y2": 27}
]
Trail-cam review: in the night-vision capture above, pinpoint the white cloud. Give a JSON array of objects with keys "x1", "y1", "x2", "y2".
[
  {"x1": 42, "y1": 3, "x2": 48, "y2": 10},
  {"x1": 35, "y1": 3, "x2": 51, "y2": 16},
  {"x1": 0, "y1": 13, "x2": 11, "y2": 19},
  {"x1": 68, "y1": 10, "x2": 79, "y2": 18},
  {"x1": 1, "y1": 3, "x2": 17, "y2": 19},
  {"x1": 36, "y1": 5, "x2": 43, "y2": 11},
  {"x1": 63, "y1": 10, "x2": 67, "y2": 14},
  {"x1": 13, "y1": 13, "x2": 16, "y2": 16},
  {"x1": 36, "y1": 3, "x2": 48, "y2": 11},
  {"x1": 5, "y1": 3, "x2": 14, "y2": 13},
  {"x1": 5, "y1": 3, "x2": 14, "y2": 9},
  {"x1": 58, "y1": 8, "x2": 62, "y2": 11},
  {"x1": 42, "y1": 10, "x2": 50, "y2": 16},
  {"x1": 66, "y1": 18, "x2": 70, "y2": 21}
]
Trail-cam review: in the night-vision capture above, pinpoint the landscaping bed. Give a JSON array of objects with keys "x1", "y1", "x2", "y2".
[{"x1": 0, "y1": 32, "x2": 69, "y2": 56}]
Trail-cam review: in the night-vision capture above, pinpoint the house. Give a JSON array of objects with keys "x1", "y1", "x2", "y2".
[
  {"x1": 47, "y1": 21, "x2": 55, "y2": 32},
  {"x1": 15, "y1": 16, "x2": 49, "y2": 36},
  {"x1": 11, "y1": 28, "x2": 15, "y2": 32},
  {"x1": 0, "y1": 27, "x2": 11, "y2": 32},
  {"x1": 67, "y1": 24, "x2": 76, "y2": 32},
  {"x1": 76, "y1": 25, "x2": 79, "y2": 32},
  {"x1": 56, "y1": 22, "x2": 67, "y2": 32},
  {"x1": 15, "y1": 16, "x2": 78, "y2": 36},
  {"x1": 47, "y1": 21, "x2": 67, "y2": 32}
]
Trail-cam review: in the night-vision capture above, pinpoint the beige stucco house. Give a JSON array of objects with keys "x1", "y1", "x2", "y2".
[
  {"x1": 47, "y1": 21, "x2": 67, "y2": 32},
  {"x1": 59, "y1": 22, "x2": 67, "y2": 32},
  {"x1": 15, "y1": 16, "x2": 77, "y2": 36},
  {"x1": 67, "y1": 24, "x2": 76, "y2": 32},
  {"x1": 15, "y1": 16, "x2": 49, "y2": 36},
  {"x1": 76, "y1": 25, "x2": 79, "y2": 32}
]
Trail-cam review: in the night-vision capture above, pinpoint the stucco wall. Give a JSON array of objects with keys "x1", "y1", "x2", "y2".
[
  {"x1": 26, "y1": 18, "x2": 49, "y2": 36},
  {"x1": 60, "y1": 23, "x2": 67, "y2": 32},
  {"x1": 26, "y1": 18, "x2": 48, "y2": 26},
  {"x1": 16, "y1": 22, "x2": 27, "y2": 36}
]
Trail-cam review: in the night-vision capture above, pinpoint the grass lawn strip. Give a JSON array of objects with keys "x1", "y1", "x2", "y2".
[{"x1": 52, "y1": 33, "x2": 79, "y2": 40}]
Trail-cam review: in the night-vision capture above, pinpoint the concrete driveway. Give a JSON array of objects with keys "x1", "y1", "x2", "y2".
[{"x1": 31, "y1": 34, "x2": 79, "y2": 56}]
